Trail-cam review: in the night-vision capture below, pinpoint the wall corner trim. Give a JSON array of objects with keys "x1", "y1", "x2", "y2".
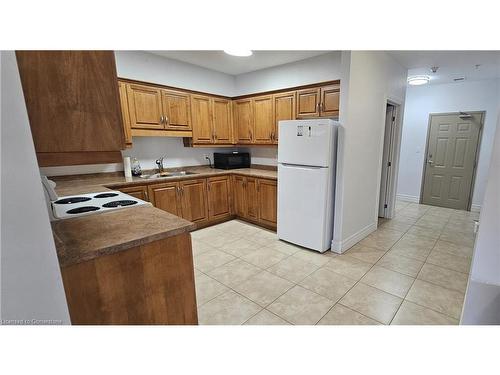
[{"x1": 330, "y1": 222, "x2": 377, "y2": 254}]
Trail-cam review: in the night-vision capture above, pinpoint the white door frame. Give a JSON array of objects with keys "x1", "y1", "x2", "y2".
[
  {"x1": 376, "y1": 98, "x2": 404, "y2": 220},
  {"x1": 419, "y1": 111, "x2": 485, "y2": 211}
]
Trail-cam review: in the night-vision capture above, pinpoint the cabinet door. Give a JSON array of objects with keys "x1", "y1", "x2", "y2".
[
  {"x1": 179, "y1": 179, "x2": 209, "y2": 223},
  {"x1": 320, "y1": 84, "x2": 340, "y2": 117},
  {"x1": 233, "y1": 99, "x2": 254, "y2": 144},
  {"x1": 232, "y1": 175, "x2": 247, "y2": 217},
  {"x1": 148, "y1": 182, "x2": 182, "y2": 216},
  {"x1": 212, "y1": 98, "x2": 233, "y2": 144},
  {"x1": 191, "y1": 95, "x2": 213, "y2": 144},
  {"x1": 273, "y1": 91, "x2": 296, "y2": 144},
  {"x1": 253, "y1": 95, "x2": 274, "y2": 144},
  {"x1": 207, "y1": 176, "x2": 232, "y2": 221},
  {"x1": 162, "y1": 90, "x2": 192, "y2": 130},
  {"x1": 118, "y1": 81, "x2": 133, "y2": 147},
  {"x1": 118, "y1": 185, "x2": 149, "y2": 202},
  {"x1": 126, "y1": 84, "x2": 164, "y2": 130},
  {"x1": 245, "y1": 177, "x2": 259, "y2": 220},
  {"x1": 258, "y1": 179, "x2": 277, "y2": 227},
  {"x1": 296, "y1": 88, "x2": 320, "y2": 118}
]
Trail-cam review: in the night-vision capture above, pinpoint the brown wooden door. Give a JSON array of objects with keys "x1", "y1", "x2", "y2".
[
  {"x1": 191, "y1": 95, "x2": 213, "y2": 144},
  {"x1": 162, "y1": 90, "x2": 192, "y2": 130},
  {"x1": 179, "y1": 179, "x2": 208, "y2": 223},
  {"x1": 273, "y1": 91, "x2": 296, "y2": 144},
  {"x1": 212, "y1": 98, "x2": 233, "y2": 144},
  {"x1": 296, "y1": 88, "x2": 320, "y2": 118},
  {"x1": 245, "y1": 177, "x2": 259, "y2": 220},
  {"x1": 118, "y1": 81, "x2": 133, "y2": 147},
  {"x1": 258, "y1": 179, "x2": 277, "y2": 227},
  {"x1": 320, "y1": 84, "x2": 340, "y2": 117},
  {"x1": 207, "y1": 176, "x2": 232, "y2": 221},
  {"x1": 233, "y1": 99, "x2": 254, "y2": 144},
  {"x1": 118, "y1": 185, "x2": 149, "y2": 201},
  {"x1": 148, "y1": 182, "x2": 182, "y2": 216},
  {"x1": 253, "y1": 95, "x2": 274, "y2": 144},
  {"x1": 126, "y1": 84, "x2": 164, "y2": 130},
  {"x1": 232, "y1": 175, "x2": 247, "y2": 217}
]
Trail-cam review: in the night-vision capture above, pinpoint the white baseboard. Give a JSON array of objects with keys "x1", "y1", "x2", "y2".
[
  {"x1": 331, "y1": 222, "x2": 377, "y2": 254},
  {"x1": 396, "y1": 194, "x2": 420, "y2": 203},
  {"x1": 471, "y1": 204, "x2": 481, "y2": 212}
]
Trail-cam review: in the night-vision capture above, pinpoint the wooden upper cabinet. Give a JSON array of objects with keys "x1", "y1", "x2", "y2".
[
  {"x1": 234, "y1": 99, "x2": 254, "y2": 144},
  {"x1": 118, "y1": 81, "x2": 133, "y2": 147},
  {"x1": 179, "y1": 179, "x2": 208, "y2": 223},
  {"x1": 126, "y1": 83, "x2": 164, "y2": 130},
  {"x1": 296, "y1": 88, "x2": 321, "y2": 118},
  {"x1": 15, "y1": 51, "x2": 125, "y2": 166},
  {"x1": 162, "y1": 90, "x2": 192, "y2": 131},
  {"x1": 148, "y1": 182, "x2": 182, "y2": 217},
  {"x1": 207, "y1": 176, "x2": 231, "y2": 221},
  {"x1": 273, "y1": 91, "x2": 296, "y2": 143},
  {"x1": 212, "y1": 98, "x2": 233, "y2": 144},
  {"x1": 253, "y1": 95, "x2": 274, "y2": 144},
  {"x1": 191, "y1": 94, "x2": 213, "y2": 144},
  {"x1": 258, "y1": 179, "x2": 277, "y2": 227},
  {"x1": 320, "y1": 84, "x2": 340, "y2": 117}
]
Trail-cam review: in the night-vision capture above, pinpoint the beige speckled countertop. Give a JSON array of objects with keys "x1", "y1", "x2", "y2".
[{"x1": 50, "y1": 166, "x2": 276, "y2": 267}]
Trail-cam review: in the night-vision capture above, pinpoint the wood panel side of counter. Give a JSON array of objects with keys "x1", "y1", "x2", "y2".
[{"x1": 61, "y1": 232, "x2": 197, "y2": 324}]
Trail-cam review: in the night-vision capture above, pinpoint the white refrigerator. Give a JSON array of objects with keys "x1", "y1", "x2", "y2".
[{"x1": 277, "y1": 119, "x2": 339, "y2": 252}]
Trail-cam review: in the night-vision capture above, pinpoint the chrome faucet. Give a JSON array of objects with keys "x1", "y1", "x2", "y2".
[{"x1": 155, "y1": 155, "x2": 167, "y2": 173}]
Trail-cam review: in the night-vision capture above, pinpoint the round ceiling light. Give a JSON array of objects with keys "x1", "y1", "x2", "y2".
[
  {"x1": 223, "y1": 49, "x2": 253, "y2": 57},
  {"x1": 407, "y1": 75, "x2": 430, "y2": 86}
]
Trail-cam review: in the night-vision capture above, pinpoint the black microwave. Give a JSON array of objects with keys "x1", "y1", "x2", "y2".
[{"x1": 214, "y1": 152, "x2": 250, "y2": 169}]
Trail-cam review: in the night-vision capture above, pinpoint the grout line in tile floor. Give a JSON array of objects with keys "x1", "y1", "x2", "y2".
[{"x1": 193, "y1": 205, "x2": 475, "y2": 325}]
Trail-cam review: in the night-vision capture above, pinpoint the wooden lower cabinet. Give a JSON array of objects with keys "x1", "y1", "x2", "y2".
[
  {"x1": 148, "y1": 182, "x2": 183, "y2": 217},
  {"x1": 232, "y1": 175, "x2": 277, "y2": 229},
  {"x1": 61, "y1": 232, "x2": 197, "y2": 324},
  {"x1": 117, "y1": 184, "x2": 149, "y2": 201},
  {"x1": 207, "y1": 176, "x2": 232, "y2": 221},
  {"x1": 179, "y1": 179, "x2": 209, "y2": 224},
  {"x1": 147, "y1": 174, "x2": 276, "y2": 230},
  {"x1": 257, "y1": 179, "x2": 277, "y2": 227}
]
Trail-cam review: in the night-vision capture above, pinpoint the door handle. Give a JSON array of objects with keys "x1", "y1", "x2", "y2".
[{"x1": 427, "y1": 159, "x2": 434, "y2": 165}]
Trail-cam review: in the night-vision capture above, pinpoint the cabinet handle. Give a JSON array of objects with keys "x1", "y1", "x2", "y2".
[
  {"x1": 144, "y1": 190, "x2": 149, "y2": 200},
  {"x1": 319, "y1": 103, "x2": 324, "y2": 112},
  {"x1": 160, "y1": 115, "x2": 164, "y2": 124},
  {"x1": 165, "y1": 115, "x2": 169, "y2": 124}
]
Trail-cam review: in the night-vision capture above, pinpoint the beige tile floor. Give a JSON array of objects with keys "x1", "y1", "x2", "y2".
[{"x1": 193, "y1": 201, "x2": 478, "y2": 325}]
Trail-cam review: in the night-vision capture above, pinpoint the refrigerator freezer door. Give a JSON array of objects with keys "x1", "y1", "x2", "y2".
[
  {"x1": 277, "y1": 163, "x2": 332, "y2": 252},
  {"x1": 278, "y1": 119, "x2": 334, "y2": 167}
]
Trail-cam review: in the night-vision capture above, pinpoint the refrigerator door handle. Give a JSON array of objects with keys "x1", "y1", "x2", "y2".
[{"x1": 280, "y1": 163, "x2": 325, "y2": 170}]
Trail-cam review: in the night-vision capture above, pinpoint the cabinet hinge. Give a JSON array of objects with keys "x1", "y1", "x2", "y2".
[
  {"x1": 384, "y1": 204, "x2": 388, "y2": 208},
  {"x1": 387, "y1": 161, "x2": 392, "y2": 167},
  {"x1": 392, "y1": 116, "x2": 396, "y2": 122}
]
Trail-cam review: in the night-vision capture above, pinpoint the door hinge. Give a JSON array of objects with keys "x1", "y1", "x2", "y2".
[
  {"x1": 387, "y1": 161, "x2": 392, "y2": 167},
  {"x1": 384, "y1": 204, "x2": 388, "y2": 208}
]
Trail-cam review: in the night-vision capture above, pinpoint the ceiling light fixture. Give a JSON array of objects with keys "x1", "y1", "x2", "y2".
[
  {"x1": 223, "y1": 49, "x2": 253, "y2": 57},
  {"x1": 407, "y1": 75, "x2": 430, "y2": 86}
]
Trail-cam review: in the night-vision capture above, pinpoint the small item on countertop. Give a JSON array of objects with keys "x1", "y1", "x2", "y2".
[
  {"x1": 131, "y1": 157, "x2": 142, "y2": 176},
  {"x1": 123, "y1": 156, "x2": 132, "y2": 178}
]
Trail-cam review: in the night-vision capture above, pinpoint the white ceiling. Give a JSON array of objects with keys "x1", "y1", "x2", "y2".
[
  {"x1": 388, "y1": 51, "x2": 500, "y2": 85},
  {"x1": 148, "y1": 51, "x2": 331, "y2": 75}
]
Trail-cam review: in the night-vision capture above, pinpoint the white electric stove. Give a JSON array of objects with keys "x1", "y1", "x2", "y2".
[{"x1": 50, "y1": 190, "x2": 150, "y2": 220}]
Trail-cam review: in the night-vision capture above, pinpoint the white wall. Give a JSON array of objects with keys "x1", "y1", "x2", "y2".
[
  {"x1": 234, "y1": 52, "x2": 341, "y2": 96},
  {"x1": 332, "y1": 51, "x2": 407, "y2": 252},
  {"x1": 461, "y1": 111, "x2": 500, "y2": 324},
  {"x1": 1, "y1": 51, "x2": 70, "y2": 324},
  {"x1": 396, "y1": 79, "x2": 500, "y2": 208},
  {"x1": 115, "y1": 51, "x2": 236, "y2": 97}
]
